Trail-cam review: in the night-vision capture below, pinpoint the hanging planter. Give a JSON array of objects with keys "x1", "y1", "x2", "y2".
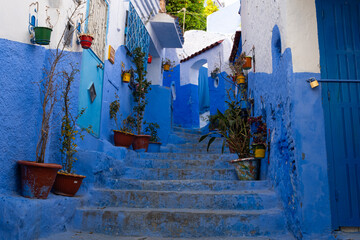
[
  {"x1": 113, "y1": 130, "x2": 135, "y2": 148},
  {"x1": 163, "y1": 63, "x2": 170, "y2": 71},
  {"x1": 52, "y1": 172, "x2": 86, "y2": 197},
  {"x1": 34, "y1": 27, "x2": 53, "y2": 45},
  {"x1": 122, "y1": 72, "x2": 131, "y2": 83},
  {"x1": 242, "y1": 56, "x2": 252, "y2": 70},
  {"x1": 236, "y1": 74, "x2": 246, "y2": 84},
  {"x1": 132, "y1": 135, "x2": 151, "y2": 152},
  {"x1": 253, "y1": 144, "x2": 266, "y2": 158},
  {"x1": 147, "y1": 54, "x2": 152, "y2": 64},
  {"x1": 230, "y1": 158, "x2": 260, "y2": 180},
  {"x1": 18, "y1": 160, "x2": 62, "y2": 199},
  {"x1": 79, "y1": 34, "x2": 94, "y2": 49}
]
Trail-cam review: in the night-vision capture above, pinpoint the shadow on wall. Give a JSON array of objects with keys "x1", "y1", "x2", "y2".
[{"x1": 247, "y1": 24, "x2": 330, "y2": 238}]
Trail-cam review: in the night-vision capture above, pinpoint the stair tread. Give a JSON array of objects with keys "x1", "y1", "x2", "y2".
[
  {"x1": 92, "y1": 188, "x2": 276, "y2": 195},
  {"x1": 78, "y1": 206, "x2": 283, "y2": 215},
  {"x1": 40, "y1": 231, "x2": 295, "y2": 240}
]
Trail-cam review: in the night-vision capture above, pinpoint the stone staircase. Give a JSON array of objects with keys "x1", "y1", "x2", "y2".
[{"x1": 46, "y1": 127, "x2": 294, "y2": 239}]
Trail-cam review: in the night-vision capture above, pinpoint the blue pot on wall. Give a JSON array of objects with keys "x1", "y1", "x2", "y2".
[{"x1": 147, "y1": 142, "x2": 161, "y2": 152}]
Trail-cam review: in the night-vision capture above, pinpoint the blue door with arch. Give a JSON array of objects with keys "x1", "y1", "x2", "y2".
[{"x1": 316, "y1": 0, "x2": 360, "y2": 229}]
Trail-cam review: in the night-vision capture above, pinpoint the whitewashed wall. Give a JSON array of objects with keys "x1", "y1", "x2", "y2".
[
  {"x1": 207, "y1": 1, "x2": 241, "y2": 34},
  {"x1": 240, "y1": 0, "x2": 320, "y2": 74}
]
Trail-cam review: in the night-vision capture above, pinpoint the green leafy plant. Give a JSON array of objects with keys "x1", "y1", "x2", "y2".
[
  {"x1": 199, "y1": 87, "x2": 251, "y2": 158},
  {"x1": 60, "y1": 65, "x2": 92, "y2": 174},
  {"x1": 162, "y1": 58, "x2": 176, "y2": 69},
  {"x1": 144, "y1": 122, "x2": 160, "y2": 142},
  {"x1": 130, "y1": 47, "x2": 151, "y2": 134},
  {"x1": 229, "y1": 52, "x2": 246, "y2": 77},
  {"x1": 109, "y1": 94, "x2": 136, "y2": 133}
]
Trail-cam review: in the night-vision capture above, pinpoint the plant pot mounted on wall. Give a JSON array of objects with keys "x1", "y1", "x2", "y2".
[
  {"x1": 79, "y1": 34, "x2": 94, "y2": 49},
  {"x1": 122, "y1": 72, "x2": 131, "y2": 83},
  {"x1": 242, "y1": 56, "x2": 252, "y2": 70},
  {"x1": 34, "y1": 27, "x2": 53, "y2": 45}
]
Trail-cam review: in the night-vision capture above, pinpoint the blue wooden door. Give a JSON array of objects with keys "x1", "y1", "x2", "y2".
[
  {"x1": 316, "y1": 0, "x2": 360, "y2": 228},
  {"x1": 78, "y1": 49, "x2": 104, "y2": 137}
]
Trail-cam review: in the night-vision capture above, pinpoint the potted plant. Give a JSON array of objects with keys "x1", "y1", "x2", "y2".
[
  {"x1": 249, "y1": 116, "x2": 267, "y2": 159},
  {"x1": 144, "y1": 122, "x2": 161, "y2": 152},
  {"x1": 18, "y1": 2, "x2": 84, "y2": 199},
  {"x1": 243, "y1": 56, "x2": 252, "y2": 70},
  {"x1": 229, "y1": 52, "x2": 247, "y2": 84},
  {"x1": 211, "y1": 67, "x2": 220, "y2": 79},
  {"x1": 79, "y1": 33, "x2": 94, "y2": 49},
  {"x1": 34, "y1": 26, "x2": 53, "y2": 45},
  {"x1": 199, "y1": 86, "x2": 261, "y2": 181},
  {"x1": 122, "y1": 68, "x2": 133, "y2": 83},
  {"x1": 162, "y1": 58, "x2": 175, "y2": 71},
  {"x1": 130, "y1": 47, "x2": 152, "y2": 152},
  {"x1": 52, "y1": 66, "x2": 92, "y2": 197},
  {"x1": 110, "y1": 94, "x2": 136, "y2": 148}
]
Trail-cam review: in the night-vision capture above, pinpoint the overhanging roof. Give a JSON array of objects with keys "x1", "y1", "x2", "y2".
[
  {"x1": 180, "y1": 40, "x2": 224, "y2": 63},
  {"x1": 150, "y1": 13, "x2": 184, "y2": 48}
]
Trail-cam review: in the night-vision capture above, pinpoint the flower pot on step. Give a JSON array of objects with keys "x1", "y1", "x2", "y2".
[
  {"x1": 132, "y1": 135, "x2": 151, "y2": 152},
  {"x1": 18, "y1": 160, "x2": 62, "y2": 199},
  {"x1": 113, "y1": 130, "x2": 135, "y2": 148},
  {"x1": 230, "y1": 157, "x2": 260, "y2": 180},
  {"x1": 52, "y1": 172, "x2": 86, "y2": 197},
  {"x1": 147, "y1": 142, "x2": 161, "y2": 152}
]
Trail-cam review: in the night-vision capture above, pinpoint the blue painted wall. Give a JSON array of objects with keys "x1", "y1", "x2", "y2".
[{"x1": 247, "y1": 25, "x2": 332, "y2": 239}]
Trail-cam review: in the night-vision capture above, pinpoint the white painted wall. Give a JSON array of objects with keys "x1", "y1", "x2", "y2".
[
  {"x1": 207, "y1": 1, "x2": 241, "y2": 34},
  {"x1": 240, "y1": 0, "x2": 320, "y2": 74}
]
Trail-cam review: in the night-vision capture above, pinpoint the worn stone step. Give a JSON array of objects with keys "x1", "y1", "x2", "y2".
[
  {"x1": 138, "y1": 152, "x2": 238, "y2": 161},
  {"x1": 104, "y1": 179, "x2": 270, "y2": 192},
  {"x1": 73, "y1": 207, "x2": 287, "y2": 238},
  {"x1": 87, "y1": 188, "x2": 280, "y2": 210},
  {"x1": 126, "y1": 158, "x2": 233, "y2": 169},
  {"x1": 39, "y1": 231, "x2": 296, "y2": 240},
  {"x1": 123, "y1": 167, "x2": 238, "y2": 180},
  {"x1": 172, "y1": 127, "x2": 203, "y2": 135}
]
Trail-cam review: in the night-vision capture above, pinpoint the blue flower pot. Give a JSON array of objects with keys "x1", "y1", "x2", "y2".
[{"x1": 147, "y1": 142, "x2": 161, "y2": 152}]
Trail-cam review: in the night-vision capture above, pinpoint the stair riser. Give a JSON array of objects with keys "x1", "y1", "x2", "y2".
[
  {"x1": 88, "y1": 190, "x2": 279, "y2": 210},
  {"x1": 124, "y1": 168, "x2": 238, "y2": 180},
  {"x1": 126, "y1": 159, "x2": 232, "y2": 169},
  {"x1": 74, "y1": 209, "x2": 287, "y2": 238},
  {"x1": 138, "y1": 153, "x2": 238, "y2": 161},
  {"x1": 164, "y1": 148, "x2": 230, "y2": 154},
  {"x1": 105, "y1": 179, "x2": 270, "y2": 192}
]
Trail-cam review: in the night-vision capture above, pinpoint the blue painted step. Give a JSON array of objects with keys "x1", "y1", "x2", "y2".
[
  {"x1": 126, "y1": 158, "x2": 233, "y2": 169},
  {"x1": 87, "y1": 188, "x2": 280, "y2": 210},
  {"x1": 73, "y1": 207, "x2": 287, "y2": 238},
  {"x1": 138, "y1": 152, "x2": 237, "y2": 160},
  {"x1": 104, "y1": 179, "x2": 270, "y2": 192},
  {"x1": 123, "y1": 167, "x2": 238, "y2": 180}
]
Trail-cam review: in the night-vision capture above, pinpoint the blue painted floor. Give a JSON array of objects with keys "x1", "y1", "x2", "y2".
[{"x1": 43, "y1": 127, "x2": 296, "y2": 239}]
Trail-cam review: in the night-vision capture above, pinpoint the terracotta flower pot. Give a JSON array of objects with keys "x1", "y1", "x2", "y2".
[
  {"x1": 52, "y1": 172, "x2": 86, "y2": 197},
  {"x1": 147, "y1": 54, "x2": 152, "y2": 64},
  {"x1": 242, "y1": 56, "x2": 252, "y2": 70},
  {"x1": 230, "y1": 157, "x2": 260, "y2": 180},
  {"x1": 79, "y1": 34, "x2": 94, "y2": 49},
  {"x1": 18, "y1": 160, "x2": 62, "y2": 199},
  {"x1": 113, "y1": 130, "x2": 135, "y2": 148},
  {"x1": 147, "y1": 142, "x2": 161, "y2": 152},
  {"x1": 132, "y1": 135, "x2": 151, "y2": 152}
]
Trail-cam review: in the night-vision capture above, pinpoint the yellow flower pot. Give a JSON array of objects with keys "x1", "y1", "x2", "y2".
[
  {"x1": 123, "y1": 72, "x2": 131, "y2": 83},
  {"x1": 163, "y1": 64, "x2": 170, "y2": 71},
  {"x1": 254, "y1": 148, "x2": 266, "y2": 158},
  {"x1": 236, "y1": 75, "x2": 246, "y2": 84}
]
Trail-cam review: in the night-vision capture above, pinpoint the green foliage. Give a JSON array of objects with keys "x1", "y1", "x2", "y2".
[
  {"x1": 199, "y1": 87, "x2": 252, "y2": 158},
  {"x1": 130, "y1": 47, "x2": 151, "y2": 134},
  {"x1": 144, "y1": 122, "x2": 160, "y2": 142},
  {"x1": 166, "y1": 0, "x2": 206, "y2": 31},
  {"x1": 204, "y1": 0, "x2": 219, "y2": 16},
  {"x1": 109, "y1": 94, "x2": 135, "y2": 133},
  {"x1": 60, "y1": 66, "x2": 92, "y2": 174}
]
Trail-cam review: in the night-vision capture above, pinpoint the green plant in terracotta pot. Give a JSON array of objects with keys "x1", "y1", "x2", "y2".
[
  {"x1": 144, "y1": 122, "x2": 161, "y2": 152},
  {"x1": 18, "y1": 2, "x2": 85, "y2": 199},
  {"x1": 52, "y1": 65, "x2": 92, "y2": 197},
  {"x1": 130, "y1": 47, "x2": 152, "y2": 152},
  {"x1": 110, "y1": 94, "x2": 136, "y2": 148}
]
